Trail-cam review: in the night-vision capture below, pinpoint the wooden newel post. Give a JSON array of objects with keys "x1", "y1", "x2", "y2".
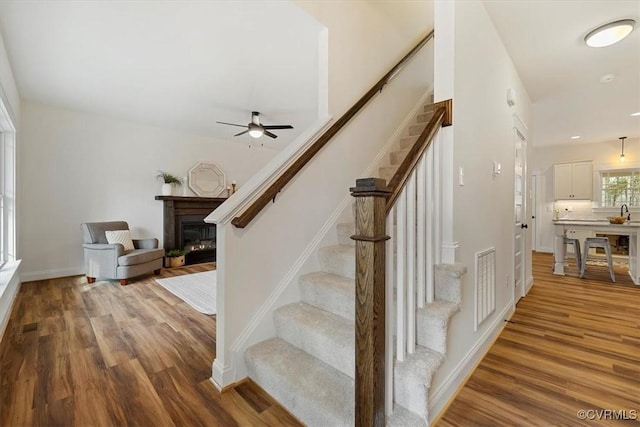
[{"x1": 350, "y1": 177, "x2": 390, "y2": 427}]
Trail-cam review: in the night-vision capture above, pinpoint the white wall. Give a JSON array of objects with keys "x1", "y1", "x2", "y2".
[
  {"x1": 211, "y1": 0, "x2": 435, "y2": 387},
  {"x1": 429, "y1": 0, "x2": 533, "y2": 418},
  {"x1": 531, "y1": 137, "x2": 640, "y2": 252},
  {"x1": 0, "y1": 31, "x2": 19, "y2": 125},
  {"x1": 19, "y1": 101, "x2": 276, "y2": 280}
]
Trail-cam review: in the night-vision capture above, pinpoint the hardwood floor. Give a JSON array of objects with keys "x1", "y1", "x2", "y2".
[
  {"x1": 4, "y1": 253, "x2": 638, "y2": 426},
  {"x1": 437, "y1": 252, "x2": 640, "y2": 426},
  {"x1": 0, "y1": 265, "x2": 302, "y2": 427}
]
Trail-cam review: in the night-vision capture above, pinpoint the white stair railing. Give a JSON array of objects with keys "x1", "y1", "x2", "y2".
[
  {"x1": 384, "y1": 129, "x2": 443, "y2": 413},
  {"x1": 351, "y1": 99, "x2": 450, "y2": 426}
]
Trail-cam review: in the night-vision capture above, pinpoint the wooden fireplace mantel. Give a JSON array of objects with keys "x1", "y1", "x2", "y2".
[{"x1": 155, "y1": 195, "x2": 226, "y2": 253}]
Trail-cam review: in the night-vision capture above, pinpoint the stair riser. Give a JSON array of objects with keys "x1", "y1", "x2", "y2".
[
  {"x1": 389, "y1": 149, "x2": 409, "y2": 165},
  {"x1": 415, "y1": 112, "x2": 433, "y2": 123},
  {"x1": 399, "y1": 136, "x2": 417, "y2": 149},
  {"x1": 379, "y1": 166, "x2": 396, "y2": 182},
  {"x1": 416, "y1": 316, "x2": 449, "y2": 355},
  {"x1": 337, "y1": 224, "x2": 355, "y2": 247},
  {"x1": 319, "y1": 248, "x2": 355, "y2": 280},
  {"x1": 408, "y1": 124, "x2": 425, "y2": 136},
  {"x1": 435, "y1": 264, "x2": 466, "y2": 304},
  {"x1": 274, "y1": 307, "x2": 354, "y2": 378},
  {"x1": 299, "y1": 277, "x2": 355, "y2": 321},
  {"x1": 394, "y1": 369, "x2": 429, "y2": 421}
]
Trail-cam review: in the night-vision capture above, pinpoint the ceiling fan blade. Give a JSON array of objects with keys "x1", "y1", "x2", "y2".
[
  {"x1": 216, "y1": 121, "x2": 247, "y2": 128},
  {"x1": 234, "y1": 130, "x2": 249, "y2": 137},
  {"x1": 263, "y1": 130, "x2": 278, "y2": 139},
  {"x1": 263, "y1": 125, "x2": 293, "y2": 130}
]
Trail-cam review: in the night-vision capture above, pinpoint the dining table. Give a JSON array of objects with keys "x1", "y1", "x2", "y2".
[{"x1": 553, "y1": 219, "x2": 640, "y2": 285}]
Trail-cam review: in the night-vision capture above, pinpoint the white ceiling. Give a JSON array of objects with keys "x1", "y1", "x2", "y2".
[
  {"x1": 483, "y1": 0, "x2": 640, "y2": 147},
  {"x1": 2, "y1": 1, "x2": 638, "y2": 150},
  {"x1": 0, "y1": 0, "x2": 323, "y2": 149}
]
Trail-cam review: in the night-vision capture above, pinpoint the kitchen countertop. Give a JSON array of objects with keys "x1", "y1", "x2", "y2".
[{"x1": 553, "y1": 218, "x2": 639, "y2": 226}]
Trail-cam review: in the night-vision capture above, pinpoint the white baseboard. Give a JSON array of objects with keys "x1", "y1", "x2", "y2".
[
  {"x1": 429, "y1": 303, "x2": 513, "y2": 421},
  {"x1": 211, "y1": 359, "x2": 234, "y2": 391},
  {"x1": 536, "y1": 247, "x2": 553, "y2": 254},
  {"x1": 0, "y1": 260, "x2": 22, "y2": 340},
  {"x1": 21, "y1": 266, "x2": 83, "y2": 282}
]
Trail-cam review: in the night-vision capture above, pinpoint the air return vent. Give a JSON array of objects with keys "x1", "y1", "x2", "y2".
[{"x1": 475, "y1": 247, "x2": 496, "y2": 331}]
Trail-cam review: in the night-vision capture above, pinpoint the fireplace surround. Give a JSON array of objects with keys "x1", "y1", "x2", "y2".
[{"x1": 155, "y1": 196, "x2": 226, "y2": 265}]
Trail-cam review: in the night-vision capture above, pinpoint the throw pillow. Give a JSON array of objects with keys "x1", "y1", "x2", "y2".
[{"x1": 105, "y1": 230, "x2": 135, "y2": 252}]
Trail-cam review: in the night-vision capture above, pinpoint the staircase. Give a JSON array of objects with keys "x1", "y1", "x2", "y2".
[{"x1": 245, "y1": 102, "x2": 466, "y2": 426}]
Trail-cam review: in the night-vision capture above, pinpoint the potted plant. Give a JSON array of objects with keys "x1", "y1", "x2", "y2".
[
  {"x1": 157, "y1": 171, "x2": 182, "y2": 196},
  {"x1": 165, "y1": 249, "x2": 186, "y2": 268}
]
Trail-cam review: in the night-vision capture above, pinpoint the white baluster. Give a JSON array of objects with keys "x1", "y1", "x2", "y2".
[
  {"x1": 434, "y1": 135, "x2": 442, "y2": 264},
  {"x1": 396, "y1": 188, "x2": 406, "y2": 363},
  {"x1": 416, "y1": 153, "x2": 427, "y2": 308},
  {"x1": 406, "y1": 171, "x2": 416, "y2": 354},
  {"x1": 385, "y1": 209, "x2": 394, "y2": 416},
  {"x1": 425, "y1": 145, "x2": 435, "y2": 304}
]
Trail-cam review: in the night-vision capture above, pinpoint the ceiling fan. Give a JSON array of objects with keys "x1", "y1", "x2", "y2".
[{"x1": 216, "y1": 111, "x2": 293, "y2": 139}]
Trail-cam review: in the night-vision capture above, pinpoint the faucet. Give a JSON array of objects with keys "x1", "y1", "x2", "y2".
[{"x1": 621, "y1": 204, "x2": 631, "y2": 220}]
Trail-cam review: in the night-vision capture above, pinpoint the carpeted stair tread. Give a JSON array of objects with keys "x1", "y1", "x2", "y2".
[
  {"x1": 387, "y1": 405, "x2": 428, "y2": 427},
  {"x1": 394, "y1": 344, "x2": 445, "y2": 420},
  {"x1": 318, "y1": 245, "x2": 355, "y2": 279},
  {"x1": 274, "y1": 302, "x2": 354, "y2": 378},
  {"x1": 299, "y1": 272, "x2": 355, "y2": 320},
  {"x1": 336, "y1": 222, "x2": 355, "y2": 247},
  {"x1": 416, "y1": 299, "x2": 460, "y2": 355},
  {"x1": 245, "y1": 337, "x2": 354, "y2": 427}
]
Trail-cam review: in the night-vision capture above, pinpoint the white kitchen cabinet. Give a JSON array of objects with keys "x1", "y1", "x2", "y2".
[{"x1": 553, "y1": 161, "x2": 592, "y2": 200}]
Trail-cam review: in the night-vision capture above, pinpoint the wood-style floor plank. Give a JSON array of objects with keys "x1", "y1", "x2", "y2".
[
  {"x1": 0, "y1": 263, "x2": 302, "y2": 427},
  {"x1": 437, "y1": 252, "x2": 640, "y2": 426}
]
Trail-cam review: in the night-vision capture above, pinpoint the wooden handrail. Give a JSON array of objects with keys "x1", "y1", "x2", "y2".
[
  {"x1": 386, "y1": 99, "x2": 452, "y2": 213},
  {"x1": 231, "y1": 30, "x2": 435, "y2": 229}
]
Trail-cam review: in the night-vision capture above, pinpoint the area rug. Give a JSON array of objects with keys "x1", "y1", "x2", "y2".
[{"x1": 154, "y1": 270, "x2": 217, "y2": 315}]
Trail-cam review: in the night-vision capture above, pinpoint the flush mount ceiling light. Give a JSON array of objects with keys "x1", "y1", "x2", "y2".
[
  {"x1": 585, "y1": 19, "x2": 635, "y2": 47},
  {"x1": 619, "y1": 136, "x2": 627, "y2": 162},
  {"x1": 570, "y1": 135, "x2": 581, "y2": 140},
  {"x1": 631, "y1": 111, "x2": 640, "y2": 117}
]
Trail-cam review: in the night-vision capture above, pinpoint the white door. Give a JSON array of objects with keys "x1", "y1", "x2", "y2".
[{"x1": 513, "y1": 128, "x2": 527, "y2": 303}]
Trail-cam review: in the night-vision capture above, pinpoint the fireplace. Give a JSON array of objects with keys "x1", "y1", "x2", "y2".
[
  {"x1": 179, "y1": 215, "x2": 217, "y2": 264},
  {"x1": 155, "y1": 196, "x2": 226, "y2": 265}
]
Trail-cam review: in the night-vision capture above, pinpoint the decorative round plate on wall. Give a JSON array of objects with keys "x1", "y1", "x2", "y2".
[{"x1": 188, "y1": 162, "x2": 226, "y2": 197}]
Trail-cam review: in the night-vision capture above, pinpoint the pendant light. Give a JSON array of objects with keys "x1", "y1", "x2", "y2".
[{"x1": 619, "y1": 136, "x2": 626, "y2": 162}]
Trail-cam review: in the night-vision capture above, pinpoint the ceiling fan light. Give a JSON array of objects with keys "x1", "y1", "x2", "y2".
[
  {"x1": 248, "y1": 128, "x2": 263, "y2": 138},
  {"x1": 585, "y1": 19, "x2": 635, "y2": 47}
]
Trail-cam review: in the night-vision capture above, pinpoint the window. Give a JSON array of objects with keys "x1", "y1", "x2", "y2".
[
  {"x1": 0, "y1": 98, "x2": 16, "y2": 265},
  {"x1": 600, "y1": 169, "x2": 640, "y2": 208}
]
